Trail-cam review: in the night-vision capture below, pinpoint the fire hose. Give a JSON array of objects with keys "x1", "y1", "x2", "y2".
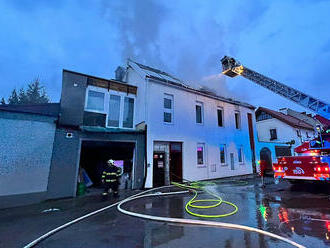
[{"x1": 24, "y1": 184, "x2": 305, "y2": 248}]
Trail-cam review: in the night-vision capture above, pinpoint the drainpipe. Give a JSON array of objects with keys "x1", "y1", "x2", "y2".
[
  {"x1": 142, "y1": 77, "x2": 150, "y2": 189},
  {"x1": 142, "y1": 124, "x2": 148, "y2": 189}
]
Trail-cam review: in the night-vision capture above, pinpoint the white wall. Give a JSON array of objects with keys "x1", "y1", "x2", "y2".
[
  {"x1": 0, "y1": 116, "x2": 56, "y2": 196},
  {"x1": 256, "y1": 118, "x2": 314, "y2": 145},
  {"x1": 134, "y1": 78, "x2": 255, "y2": 187}
]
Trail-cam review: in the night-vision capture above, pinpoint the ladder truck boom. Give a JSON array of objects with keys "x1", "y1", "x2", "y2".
[
  {"x1": 221, "y1": 56, "x2": 330, "y2": 183},
  {"x1": 221, "y1": 56, "x2": 330, "y2": 119}
]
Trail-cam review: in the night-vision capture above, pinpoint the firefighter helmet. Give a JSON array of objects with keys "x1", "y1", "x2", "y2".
[{"x1": 107, "y1": 159, "x2": 115, "y2": 166}]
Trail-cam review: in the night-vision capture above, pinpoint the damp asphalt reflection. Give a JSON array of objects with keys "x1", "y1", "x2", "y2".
[{"x1": 37, "y1": 178, "x2": 329, "y2": 248}]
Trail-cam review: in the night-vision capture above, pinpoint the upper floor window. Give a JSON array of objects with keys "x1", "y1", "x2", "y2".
[
  {"x1": 163, "y1": 94, "x2": 173, "y2": 123},
  {"x1": 197, "y1": 143, "x2": 205, "y2": 165},
  {"x1": 220, "y1": 144, "x2": 227, "y2": 165},
  {"x1": 217, "y1": 107, "x2": 224, "y2": 127},
  {"x1": 235, "y1": 111, "x2": 241, "y2": 129},
  {"x1": 86, "y1": 90, "x2": 105, "y2": 112},
  {"x1": 196, "y1": 102, "x2": 204, "y2": 124},
  {"x1": 85, "y1": 87, "x2": 135, "y2": 129},
  {"x1": 108, "y1": 94, "x2": 121, "y2": 127},
  {"x1": 123, "y1": 97, "x2": 134, "y2": 128},
  {"x1": 238, "y1": 146, "x2": 244, "y2": 164},
  {"x1": 296, "y1": 130, "x2": 301, "y2": 137},
  {"x1": 256, "y1": 111, "x2": 273, "y2": 122},
  {"x1": 270, "y1": 128, "x2": 277, "y2": 140}
]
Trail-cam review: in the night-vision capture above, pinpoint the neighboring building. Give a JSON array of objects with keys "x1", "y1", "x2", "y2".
[
  {"x1": 47, "y1": 70, "x2": 146, "y2": 199},
  {"x1": 255, "y1": 107, "x2": 315, "y2": 171},
  {"x1": 125, "y1": 60, "x2": 257, "y2": 187},
  {"x1": 0, "y1": 104, "x2": 59, "y2": 208}
]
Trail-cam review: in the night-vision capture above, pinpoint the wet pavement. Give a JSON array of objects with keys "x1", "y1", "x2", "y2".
[{"x1": 0, "y1": 177, "x2": 329, "y2": 248}]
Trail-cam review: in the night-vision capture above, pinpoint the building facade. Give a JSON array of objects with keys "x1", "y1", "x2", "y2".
[
  {"x1": 0, "y1": 104, "x2": 59, "y2": 208},
  {"x1": 125, "y1": 60, "x2": 257, "y2": 187},
  {"x1": 255, "y1": 107, "x2": 316, "y2": 171},
  {"x1": 47, "y1": 70, "x2": 146, "y2": 199}
]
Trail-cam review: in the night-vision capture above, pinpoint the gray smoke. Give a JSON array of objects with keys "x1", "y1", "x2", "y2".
[{"x1": 102, "y1": 0, "x2": 267, "y2": 100}]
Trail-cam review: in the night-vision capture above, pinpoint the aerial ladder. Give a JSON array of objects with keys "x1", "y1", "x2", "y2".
[
  {"x1": 221, "y1": 56, "x2": 330, "y2": 183},
  {"x1": 220, "y1": 56, "x2": 330, "y2": 119}
]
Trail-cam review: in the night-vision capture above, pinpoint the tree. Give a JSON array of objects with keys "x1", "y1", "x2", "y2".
[
  {"x1": 18, "y1": 88, "x2": 28, "y2": 104},
  {"x1": 8, "y1": 89, "x2": 19, "y2": 104},
  {"x1": 26, "y1": 78, "x2": 49, "y2": 104},
  {"x1": 3, "y1": 78, "x2": 50, "y2": 105}
]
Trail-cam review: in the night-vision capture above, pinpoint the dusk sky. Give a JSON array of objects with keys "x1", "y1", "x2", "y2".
[{"x1": 1, "y1": 0, "x2": 329, "y2": 113}]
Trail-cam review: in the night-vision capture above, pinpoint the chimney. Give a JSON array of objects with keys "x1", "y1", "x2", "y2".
[{"x1": 115, "y1": 66, "x2": 126, "y2": 82}]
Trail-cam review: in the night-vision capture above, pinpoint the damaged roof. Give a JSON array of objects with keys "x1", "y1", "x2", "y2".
[
  {"x1": 128, "y1": 59, "x2": 255, "y2": 109},
  {"x1": 256, "y1": 107, "x2": 314, "y2": 130},
  {"x1": 0, "y1": 103, "x2": 60, "y2": 117}
]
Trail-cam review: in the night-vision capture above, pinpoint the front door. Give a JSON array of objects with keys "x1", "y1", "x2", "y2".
[
  {"x1": 170, "y1": 142, "x2": 182, "y2": 183},
  {"x1": 153, "y1": 152, "x2": 165, "y2": 187}
]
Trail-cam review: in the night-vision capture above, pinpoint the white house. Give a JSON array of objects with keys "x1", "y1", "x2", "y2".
[
  {"x1": 255, "y1": 107, "x2": 316, "y2": 171},
  {"x1": 125, "y1": 60, "x2": 257, "y2": 188}
]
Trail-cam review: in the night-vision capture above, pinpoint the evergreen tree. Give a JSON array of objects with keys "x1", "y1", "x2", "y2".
[
  {"x1": 26, "y1": 79, "x2": 49, "y2": 104},
  {"x1": 18, "y1": 88, "x2": 28, "y2": 104},
  {"x1": 1, "y1": 97, "x2": 5, "y2": 105},
  {"x1": 8, "y1": 89, "x2": 19, "y2": 104}
]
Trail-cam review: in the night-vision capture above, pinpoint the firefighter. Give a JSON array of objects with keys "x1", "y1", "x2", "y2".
[{"x1": 101, "y1": 159, "x2": 122, "y2": 198}]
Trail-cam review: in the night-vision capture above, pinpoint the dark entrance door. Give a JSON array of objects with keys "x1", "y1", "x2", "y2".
[
  {"x1": 153, "y1": 152, "x2": 165, "y2": 187},
  {"x1": 260, "y1": 147, "x2": 273, "y2": 174},
  {"x1": 170, "y1": 142, "x2": 182, "y2": 183}
]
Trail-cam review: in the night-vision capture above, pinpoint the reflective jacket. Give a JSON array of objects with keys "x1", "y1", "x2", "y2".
[{"x1": 102, "y1": 165, "x2": 122, "y2": 184}]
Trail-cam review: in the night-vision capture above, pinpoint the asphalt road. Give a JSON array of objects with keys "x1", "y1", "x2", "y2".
[{"x1": 0, "y1": 177, "x2": 329, "y2": 248}]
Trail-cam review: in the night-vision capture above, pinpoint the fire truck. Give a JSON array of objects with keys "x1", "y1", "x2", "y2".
[{"x1": 221, "y1": 56, "x2": 330, "y2": 183}]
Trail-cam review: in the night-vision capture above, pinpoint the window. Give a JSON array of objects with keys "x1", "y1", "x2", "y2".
[
  {"x1": 217, "y1": 108, "x2": 224, "y2": 127},
  {"x1": 220, "y1": 144, "x2": 226, "y2": 165},
  {"x1": 197, "y1": 143, "x2": 205, "y2": 165},
  {"x1": 123, "y1": 97, "x2": 134, "y2": 128},
  {"x1": 256, "y1": 111, "x2": 273, "y2": 122},
  {"x1": 163, "y1": 94, "x2": 173, "y2": 123},
  {"x1": 196, "y1": 102, "x2": 203, "y2": 124},
  {"x1": 238, "y1": 147, "x2": 244, "y2": 164},
  {"x1": 86, "y1": 90, "x2": 105, "y2": 112},
  {"x1": 270, "y1": 129, "x2": 277, "y2": 140},
  {"x1": 296, "y1": 130, "x2": 301, "y2": 137},
  {"x1": 108, "y1": 94, "x2": 121, "y2": 127},
  {"x1": 235, "y1": 111, "x2": 241, "y2": 129}
]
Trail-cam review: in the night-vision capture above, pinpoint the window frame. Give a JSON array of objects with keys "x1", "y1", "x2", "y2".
[
  {"x1": 219, "y1": 144, "x2": 227, "y2": 166},
  {"x1": 270, "y1": 128, "x2": 278, "y2": 141},
  {"x1": 197, "y1": 143, "x2": 206, "y2": 167},
  {"x1": 217, "y1": 107, "x2": 224, "y2": 127},
  {"x1": 85, "y1": 86, "x2": 107, "y2": 114},
  {"x1": 238, "y1": 146, "x2": 244, "y2": 164},
  {"x1": 85, "y1": 86, "x2": 136, "y2": 129},
  {"x1": 195, "y1": 101, "x2": 204, "y2": 125},
  {"x1": 234, "y1": 111, "x2": 241, "y2": 130},
  {"x1": 163, "y1": 94, "x2": 174, "y2": 124}
]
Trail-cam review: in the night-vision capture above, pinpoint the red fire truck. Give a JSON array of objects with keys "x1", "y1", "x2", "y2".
[{"x1": 273, "y1": 128, "x2": 330, "y2": 183}]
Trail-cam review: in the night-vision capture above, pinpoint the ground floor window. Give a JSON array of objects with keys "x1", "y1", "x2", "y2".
[
  {"x1": 197, "y1": 143, "x2": 205, "y2": 165},
  {"x1": 220, "y1": 144, "x2": 227, "y2": 166}
]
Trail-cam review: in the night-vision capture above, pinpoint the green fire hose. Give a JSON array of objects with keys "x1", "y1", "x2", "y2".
[{"x1": 171, "y1": 181, "x2": 238, "y2": 218}]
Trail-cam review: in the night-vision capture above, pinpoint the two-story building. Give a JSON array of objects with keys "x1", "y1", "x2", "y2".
[
  {"x1": 47, "y1": 70, "x2": 146, "y2": 199},
  {"x1": 125, "y1": 60, "x2": 257, "y2": 187},
  {"x1": 255, "y1": 107, "x2": 316, "y2": 171}
]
